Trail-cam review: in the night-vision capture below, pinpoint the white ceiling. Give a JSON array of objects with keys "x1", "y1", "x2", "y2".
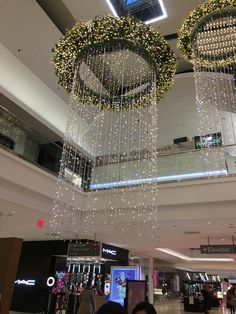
[{"x1": 0, "y1": 0, "x2": 236, "y2": 275}]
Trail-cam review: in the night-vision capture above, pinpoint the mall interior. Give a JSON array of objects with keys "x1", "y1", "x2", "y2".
[{"x1": 0, "y1": 0, "x2": 236, "y2": 313}]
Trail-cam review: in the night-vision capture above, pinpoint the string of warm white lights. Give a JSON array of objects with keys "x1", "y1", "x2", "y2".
[
  {"x1": 51, "y1": 44, "x2": 159, "y2": 239},
  {"x1": 51, "y1": 16, "x2": 176, "y2": 240},
  {"x1": 179, "y1": 1, "x2": 236, "y2": 177}
]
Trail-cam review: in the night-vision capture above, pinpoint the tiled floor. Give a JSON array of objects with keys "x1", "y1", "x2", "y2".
[{"x1": 156, "y1": 301, "x2": 229, "y2": 313}]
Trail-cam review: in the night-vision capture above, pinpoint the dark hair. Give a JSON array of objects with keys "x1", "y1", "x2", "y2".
[
  {"x1": 97, "y1": 301, "x2": 128, "y2": 314},
  {"x1": 132, "y1": 302, "x2": 157, "y2": 314}
]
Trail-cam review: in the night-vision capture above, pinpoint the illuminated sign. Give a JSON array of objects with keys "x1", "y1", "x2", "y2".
[
  {"x1": 36, "y1": 219, "x2": 45, "y2": 228},
  {"x1": 200, "y1": 245, "x2": 236, "y2": 254},
  {"x1": 228, "y1": 278, "x2": 236, "y2": 284},
  {"x1": 47, "y1": 277, "x2": 55, "y2": 287},
  {"x1": 194, "y1": 132, "x2": 222, "y2": 149},
  {"x1": 102, "y1": 243, "x2": 129, "y2": 261},
  {"x1": 15, "y1": 279, "x2": 36, "y2": 286},
  {"x1": 103, "y1": 248, "x2": 117, "y2": 256},
  {"x1": 110, "y1": 266, "x2": 141, "y2": 306},
  {"x1": 68, "y1": 242, "x2": 101, "y2": 257}
]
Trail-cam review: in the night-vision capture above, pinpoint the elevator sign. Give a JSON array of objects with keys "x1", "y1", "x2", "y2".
[{"x1": 200, "y1": 245, "x2": 236, "y2": 254}]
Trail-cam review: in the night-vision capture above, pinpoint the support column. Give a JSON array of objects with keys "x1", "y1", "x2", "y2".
[
  {"x1": 148, "y1": 257, "x2": 154, "y2": 305},
  {"x1": 0, "y1": 238, "x2": 22, "y2": 314}
]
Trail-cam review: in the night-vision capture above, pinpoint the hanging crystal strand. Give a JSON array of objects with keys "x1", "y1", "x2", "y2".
[
  {"x1": 210, "y1": 17, "x2": 229, "y2": 176},
  {"x1": 136, "y1": 48, "x2": 142, "y2": 237},
  {"x1": 87, "y1": 45, "x2": 107, "y2": 236},
  {"x1": 143, "y1": 72, "x2": 151, "y2": 239},
  {"x1": 101, "y1": 44, "x2": 113, "y2": 236},
  {"x1": 51, "y1": 60, "x2": 79, "y2": 237},
  {"x1": 120, "y1": 49, "x2": 133, "y2": 238},
  {"x1": 149, "y1": 68, "x2": 158, "y2": 238},
  {"x1": 73, "y1": 49, "x2": 96, "y2": 237},
  {"x1": 76, "y1": 46, "x2": 101, "y2": 237},
  {"x1": 115, "y1": 44, "x2": 125, "y2": 233},
  {"x1": 194, "y1": 22, "x2": 221, "y2": 178},
  {"x1": 227, "y1": 12, "x2": 236, "y2": 146},
  {"x1": 193, "y1": 61, "x2": 210, "y2": 175},
  {"x1": 108, "y1": 44, "x2": 120, "y2": 234},
  {"x1": 127, "y1": 50, "x2": 138, "y2": 238},
  {"x1": 208, "y1": 59, "x2": 224, "y2": 176},
  {"x1": 223, "y1": 63, "x2": 236, "y2": 146},
  {"x1": 85, "y1": 47, "x2": 104, "y2": 237}
]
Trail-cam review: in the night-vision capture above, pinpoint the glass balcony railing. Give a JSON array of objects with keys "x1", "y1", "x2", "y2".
[
  {"x1": 90, "y1": 145, "x2": 236, "y2": 189},
  {"x1": 1, "y1": 105, "x2": 236, "y2": 190},
  {"x1": 0, "y1": 105, "x2": 63, "y2": 175}
]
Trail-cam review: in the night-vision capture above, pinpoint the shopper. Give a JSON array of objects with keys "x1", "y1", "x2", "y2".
[
  {"x1": 132, "y1": 302, "x2": 157, "y2": 314},
  {"x1": 227, "y1": 286, "x2": 236, "y2": 314},
  {"x1": 77, "y1": 285, "x2": 96, "y2": 314},
  {"x1": 201, "y1": 285, "x2": 210, "y2": 314},
  {"x1": 97, "y1": 301, "x2": 128, "y2": 314}
]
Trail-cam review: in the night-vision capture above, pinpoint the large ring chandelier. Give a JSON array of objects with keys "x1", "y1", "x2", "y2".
[
  {"x1": 178, "y1": 0, "x2": 236, "y2": 177},
  {"x1": 52, "y1": 15, "x2": 176, "y2": 110},
  {"x1": 51, "y1": 16, "x2": 176, "y2": 242},
  {"x1": 178, "y1": 0, "x2": 236, "y2": 67}
]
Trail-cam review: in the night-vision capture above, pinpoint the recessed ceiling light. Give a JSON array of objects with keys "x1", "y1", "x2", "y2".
[
  {"x1": 156, "y1": 248, "x2": 235, "y2": 262},
  {"x1": 105, "y1": 0, "x2": 167, "y2": 24},
  {"x1": 105, "y1": 0, "x2": 118, "y2": 17},
  {"x1": 207, "y1": 222, "x2": 212, "y2": 225}
]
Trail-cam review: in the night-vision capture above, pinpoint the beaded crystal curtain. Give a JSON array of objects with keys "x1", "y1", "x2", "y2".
[
  {"x1": 179, "y1": 2, "x2": 236, "y2": 176},
  {"x1": 51, "y1": 16, "x2": 176, "y2": 240}
]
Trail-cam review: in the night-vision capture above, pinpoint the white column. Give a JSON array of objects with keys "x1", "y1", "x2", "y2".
[{"x1": 148, "y1": 257, "x2": 154, "y2": 304}]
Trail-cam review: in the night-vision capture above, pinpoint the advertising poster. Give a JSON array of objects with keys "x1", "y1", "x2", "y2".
[
  {"x1": 126, "y1": 280, "x2": 146, "y2": 314},
  {"x1": 110, "y1": 267, "x2": 140, "y2": 306}
]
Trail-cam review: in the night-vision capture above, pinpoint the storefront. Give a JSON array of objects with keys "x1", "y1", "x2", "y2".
[
  {"x1": 183, "y1": 272, "x2": 222, "y2": 312},
  {"x1": 11, "y1": 240, "x2": 129, "y2": 313}
]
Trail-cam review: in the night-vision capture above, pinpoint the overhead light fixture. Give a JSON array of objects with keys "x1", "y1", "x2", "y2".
[
  {"x1": 105, "y1": 0, "x2": 167, "y2": 24},
  {"x1": 145, "y1": 0, "x2": 167, "y2": 24},
  {"x1": 156, "y1": 248, "x2": 235, "y2": 262},
  {"x1": 90, "y1": 170, "x2": 227, "y2": 190},
  {"x1": 105, "y1": 0, "x2": 118, "y2": 17}
]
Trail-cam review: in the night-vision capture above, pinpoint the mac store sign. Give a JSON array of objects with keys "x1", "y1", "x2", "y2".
[
  {"x1": 67, "y1": 242, "x2": 128, "y2": 262},
  {"x1": 101, "y1": 243, "x2": 128, "y2": 262}
]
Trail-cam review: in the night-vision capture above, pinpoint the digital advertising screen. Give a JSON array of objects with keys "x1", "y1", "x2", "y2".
[{"x1": 110, "y1": 266, "x2": 141, "y2": 306}]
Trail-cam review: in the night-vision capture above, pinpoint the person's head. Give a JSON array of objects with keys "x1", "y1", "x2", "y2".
[
  {"x1": 97, "y1": 301, "x2": 128, "y2": 314},
  {"x1": 132, "y1": 302, "x2": 157, "y2": 314}
]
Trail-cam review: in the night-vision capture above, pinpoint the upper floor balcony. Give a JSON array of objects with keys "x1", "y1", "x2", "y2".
[{"x1": 1, "y1": 105, "x2": 236, "y2": 192}]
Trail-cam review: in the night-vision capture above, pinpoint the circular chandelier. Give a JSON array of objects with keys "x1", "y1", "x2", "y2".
[
  {"x1": 178, "y1": 0, "x2": 236, "y2": 67},
  {"x1": 51, "y1": 15, "x2": 176, "y2": 241},
  {"x1": 178, "y1": 0, "x2": 236, "y2": 179},
  {"x1": 52, "y1": 15, "x2": 176, "y2": 110}
]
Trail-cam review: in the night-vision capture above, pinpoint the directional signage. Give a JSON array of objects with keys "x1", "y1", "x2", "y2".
[
  {"x1": 200, "y1": 245, "x2": 236, "y2": 254},
  {"x1": 68, "y1": 242, "x2": 101, "y2": 257}
]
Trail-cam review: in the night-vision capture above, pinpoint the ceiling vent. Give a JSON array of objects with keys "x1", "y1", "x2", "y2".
[{"x1": 183, "y1": 231, "x2": 201, "y2": 235}]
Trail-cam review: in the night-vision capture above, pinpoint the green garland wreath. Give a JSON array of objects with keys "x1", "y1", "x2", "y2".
[
  {"x1": 178, "y1": 0, "x2": 236, "y2": 68},
  {"x1": 52, "y1": 15, "x2": 176, "y2": 111}
]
